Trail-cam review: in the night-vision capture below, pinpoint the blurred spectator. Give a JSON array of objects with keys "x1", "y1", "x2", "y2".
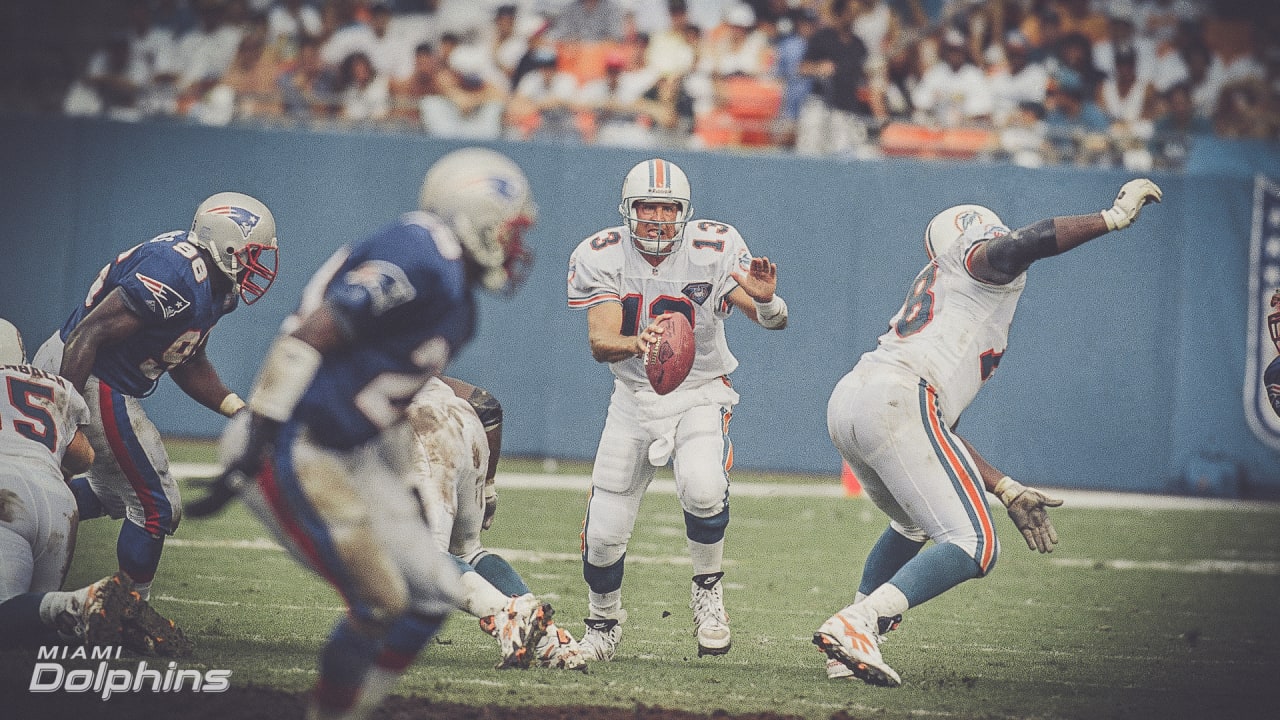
[
  {"x1": 997, "y1": 99, "x2": 1050, "y2": 168},
  {"x1": 174, "y1": 0, "x2": 248, "y2": 110},
  {"x1": 1098, "y1": 43, "x2": 1155, "y2": 131},
  {"x1": 433, "y1": 0, "x2": 493, "y2": 43},
  {"x1": 1048, "y1": 31, "x2": 1105, "y2": 102},
  {"x1": 337, "y1": 51, "x2": 390, "y2": 122},
  {"x1": 989, "y1": 30, "x2": 1048, "y2": 127},
  {"x1": 322, "y1": 2, "x2": 414, "y2": 81},
  {"x1": 696, "y1": 3, "x2": 771, "y2": 79},
  {"x1": 1093, "y1": 7, "x2": 1157, "y2": 82},
  {"x1": 1135, "y1": 0, "x2": 1206, "y2": 46},
  {"x1": 279, "y1": 35, "x2": 340, "y2": 121},
  {"x1": 911, "y1": 28, "x2": 993, "y2": 127},
  {"x1": 507, "y1": 47, "x2": 581, "y2": 140},
  {"x1": 63, "y1": 34, "x2": 145, "y2": 121},
  {"x1": 686, "y1": 0, "x2": 737, "y2": 32},
  {"x1": 627, "y1": 0, "x2": 674, "y2": 37},
  {"x1": 795, "y1": 0, "x2": 882, "y2": 156},
  {"x1": 1214, "y1": 77, "x2": 1280, "y2": 140},
  {"x1": 124, "y1": 0, "x2": 180, "y2": 95},
  {"x1": 774, "y1": 7, "x2": 819, "y2": 131},
  {"x1": 420, "y1": 33, "x2": 508, "y2": 138},
  {"x1": 636, "y1": 71, "x2": 697, "y2": 145},
  {"x1": 268, "y1": 0, "x2": 324, "y2": 55},
  {"x1": 1151, "y1": 80, "x2": 1212, "y2": 138},
  {"x1": 646, "y1": 0, "x2": 699, "y2": 77},
  {"x1": 480, "y1": 5, "x2": 529, "y2": 90},
  {"x1": 1043, "y1": 71, "x2": 1110, "y2": 165},
  {"x1": 573, "y1": 51, "x2": 658, "y2": 145},
  {"x1": 199, "y1": 13, "x2": 286, "y2": 124},
  {"x1": 1179, "y1": 41, "x2": 1223, "y2": 121},
  {"x1": 553, "y1": 0, "x2": 627, "y2": 42},
  {"x1": 1053, "y1": 0, "x2": 1109, "y2": 45},
  {"x1": 389, "y1": 42, "x2": 439, "y2": 123},
  {"x1": 1021, "y1": 6, "x2": 1063, "y2": 65}
]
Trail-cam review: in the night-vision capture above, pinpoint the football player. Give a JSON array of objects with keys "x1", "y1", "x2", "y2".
[
  {"x1": 193, "y1": 148, "x2": 539, "y2": 719},
  {"x1": 567, "y1": 158, "x2": 788, "y2": 661},
  {"x1": 406, "y1": 376, "x2": 585, "y2": 670},
  {"x1": 0, "y1": 319, "x2": 188, "y2": 654},
  {"x1": 1265, "y1": 290, "x2": 1280, "y2": 417},
  {"x1": 31, "y1": 192, "x2": 279, "y2": 603},
  {"x1": 816, "y1": 179, "x2": 1162, "y2": 686}
]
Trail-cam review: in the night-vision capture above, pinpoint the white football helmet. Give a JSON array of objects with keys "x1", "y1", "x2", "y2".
[
  {"x1": 924, "y1": 204, "x2": 1004, "y2": 259},
  {"x1": 418, "y1": 147, "x2": 538, "y2": 295},
  {"x1": 619, "y1": 158, "x2": 693, "y2": 257},
  {"x1": 0, "y1": 318, "x2": 25, "y2": 365},
  {"x1": 189, "y1": 192, "x2": 279, "y2": 304}
]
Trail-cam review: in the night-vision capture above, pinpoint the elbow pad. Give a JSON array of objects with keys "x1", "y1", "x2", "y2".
[
  {"x1": 468, "y1": 386, "x2": 503, "y2": 431},
  {"x1": 985, "y1": 219, "x2": 1058, "y2": 277}
]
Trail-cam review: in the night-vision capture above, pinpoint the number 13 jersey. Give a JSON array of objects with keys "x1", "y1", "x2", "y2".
[
  {"x1": 867, "y1": 224, "x2": 1026, "y2": 422},
  {"x1": 568, "y1": 220, "x2": 753, "y2": 392}
]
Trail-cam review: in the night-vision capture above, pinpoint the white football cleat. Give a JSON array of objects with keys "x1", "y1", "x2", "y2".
[
  {"x1": 690, "y1": 572, "x2": 731, "y2": 657},
  {"x1": 483, "y1": 594, "x2": 553, "y2": 669},
  {"x1": 825, "y1": 613, "x2": 901, "y2": 680},
  {"x1": 813, "y1": 604, "x2": 901, "y2": 687},
  {"x1": 536, "y1": 622, "x2": 588, "y2": 671},
  {"x1": 579, "y1": 612, "x2": 625, "y2": 662}
]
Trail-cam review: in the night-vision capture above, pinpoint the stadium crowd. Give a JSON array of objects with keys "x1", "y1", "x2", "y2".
[{"x1": 6, "y1": 0, "x2": 1279, "y2": 169}]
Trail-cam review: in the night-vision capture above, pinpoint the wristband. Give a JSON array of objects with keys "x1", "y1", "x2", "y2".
[
  {"x1": 248, "y1": 335, "x2": 323, "y2": 423},
  {"x1": 752, "y1": 295, "x2": 788, "y2": 329},
  {"x1": 1100, "y1": 207, "x2": 1127, "y2": 231},
  {"x1": 219, "y1": 392, "x2": 246, "y2": 417},
  {"x1": 992, "y1": 476, "x2": 1026, "y2": 506}
]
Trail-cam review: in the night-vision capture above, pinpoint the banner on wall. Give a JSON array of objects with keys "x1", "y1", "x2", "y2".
[{"x1": 1245, "y1": 174, "x2": 1280, "y2": 451}]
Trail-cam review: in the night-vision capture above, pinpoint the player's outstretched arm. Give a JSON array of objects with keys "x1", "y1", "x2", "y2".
[
  {"x1": 170, "y1": 345, "x2": 244, "y2": 418},
  {"x1": 971, "y1": 179, "x2": 1163, "y2": 285},
  {"x1": 729, "y1": 256, "x2": 787, "y2": 329},
  {"x1": 958, "y1": 437, "x2": 1063, "y2": 553}
]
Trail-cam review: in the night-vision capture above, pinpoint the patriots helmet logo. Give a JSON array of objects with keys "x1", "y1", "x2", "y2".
[{"x1": 204, "y1": 205, "x2": 262, "y2": 239}]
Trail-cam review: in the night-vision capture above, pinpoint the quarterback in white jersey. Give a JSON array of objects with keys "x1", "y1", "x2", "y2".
[
  {"x1": 815, "y1": 179, "x2": 1162, "y2": 687},
  {"x1": 567, "y1": 158, "x2": 788, "y2": 661}
]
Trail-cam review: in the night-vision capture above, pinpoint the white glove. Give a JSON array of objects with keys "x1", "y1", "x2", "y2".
[
  {"x1": 1101, "y1": 178, "x2": 1162, "y2": 231},
  {"x1": 482, "y1": 481, "x2": 497, "y2": 530},
  {"x1": 994, "y1": 476, "x2": 1064, "y2": 554}
]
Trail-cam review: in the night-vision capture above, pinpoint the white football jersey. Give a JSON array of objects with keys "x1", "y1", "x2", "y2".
[
  {"x1": 864, "y1": 224, "x2": 1026, "y2": 421},
  {"x1": 0, "y1": 364, "x2": 90, "y2": 481},
  {"x1": 568, "y1": 220, "x2": 753, "y2": 391}
]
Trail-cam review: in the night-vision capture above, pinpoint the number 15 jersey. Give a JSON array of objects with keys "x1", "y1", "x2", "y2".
[
  {"x1": 865, "y1": 223, "x2": 1026, "y2": 422},
  {"x1": 568, "y1": 221, "x2": 753, "y2": 392}
]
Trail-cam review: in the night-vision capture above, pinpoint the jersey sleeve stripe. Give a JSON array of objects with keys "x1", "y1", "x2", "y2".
[{"x1": 568, "y1": 292, "x2": 619, "y2": 308}]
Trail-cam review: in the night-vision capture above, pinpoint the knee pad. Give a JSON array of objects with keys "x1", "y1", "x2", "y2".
[
  {"x1": 583, "y1": 553, "x2": 625, "y2": 595},
  {"x1": 683, "y1": 507, "x2": 729, "y2": 545}
]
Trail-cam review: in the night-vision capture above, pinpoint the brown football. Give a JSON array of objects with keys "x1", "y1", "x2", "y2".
[{"x1": 645, "y1": 312, "x2": 695, "y2": 395}]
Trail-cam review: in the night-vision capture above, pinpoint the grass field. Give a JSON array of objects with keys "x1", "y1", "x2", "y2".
[{"x1": 10, "y1": 440, "x2": 1280, "y2": 719}]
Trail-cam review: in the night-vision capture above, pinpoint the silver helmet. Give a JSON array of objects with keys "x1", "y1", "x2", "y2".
[
  {"x1": 618, "y1": 158, "x2": 693, "y2": 257},
  {"x1": 924, "y1": 204, "x2": 1004, "y2": 259},
  {"x1": 0, "y1": 318, "x2": 25, "y2": 365},
  {"x1": 418, "y1": 148, "x2": 538, "y2": 294},
  {"x1": 189, "y1": 192, "x2": 279, "y2": 304}
]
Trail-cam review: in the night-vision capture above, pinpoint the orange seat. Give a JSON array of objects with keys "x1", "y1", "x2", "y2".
[
  {"x1": 720, "y1": 77, "x2": 782, "y2": 146},
  {"x1": 557, "y1": 41, "x2": 627, "y2": 83}
]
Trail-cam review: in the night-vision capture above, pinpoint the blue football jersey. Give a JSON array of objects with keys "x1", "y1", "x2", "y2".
[
  {"x1": 290, "y1": 212, "x2": 475, "y2": 450},
  {"x1": 1265, "y1": 355, "x2": 1280, "y2": 418},
  {"x1": 60, "y1": 231, "x2": 238, "y2": 397}
]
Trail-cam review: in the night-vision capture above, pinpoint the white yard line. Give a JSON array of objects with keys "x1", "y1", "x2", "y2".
[{"x1": 172, "y1": 463, "x2": 1280, "y2": 511}]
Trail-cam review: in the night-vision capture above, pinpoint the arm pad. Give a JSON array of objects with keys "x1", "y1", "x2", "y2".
[
  {"x1": 984, "y1": 219, "x2": 1058, "y2": 277},
  {"x1": 468, "y1": 386, "x2": 503, "y2": 431}
]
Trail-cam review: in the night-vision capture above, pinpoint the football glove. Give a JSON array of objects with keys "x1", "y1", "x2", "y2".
[
  {"x1": 993, "y1": 476, "x2": 1063, "y2": 554},
  {"x1": 186, "y1": 413, "x2": 280, "y2": 518},
  {"x1": 1101, "y1": 178, "x2": 1162, "y2": 231},
  {"x1": 482, "y1": 482, "x2": 498, "y2": 531}
]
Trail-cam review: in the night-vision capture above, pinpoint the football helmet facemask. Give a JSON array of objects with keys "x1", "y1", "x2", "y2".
[
  {"x1": 619, "y1": 158, "x2": 693, "y2": 257},
  {"x1": 189, "y1": 192, "x2": 279, "y2": 304},
  {"x1": 924, "y1": 204, "x2": 1004, "y2": 259},
  {"x1": 0, "y1": 318, "x2": 25, "y2": 365},
  {"x1": 419, "y1": 147, "x2": 538, "y2": 295}
]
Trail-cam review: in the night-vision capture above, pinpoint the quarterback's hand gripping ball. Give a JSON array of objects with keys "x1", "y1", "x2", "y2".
[{"x1": 644, "y1": 312, "x2": 695, "y2": 395}]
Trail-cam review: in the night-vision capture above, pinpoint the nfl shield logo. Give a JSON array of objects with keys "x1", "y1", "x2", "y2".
[{"x1": 1245, "y1": 174, "x2": 1280, "y2": 450}]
